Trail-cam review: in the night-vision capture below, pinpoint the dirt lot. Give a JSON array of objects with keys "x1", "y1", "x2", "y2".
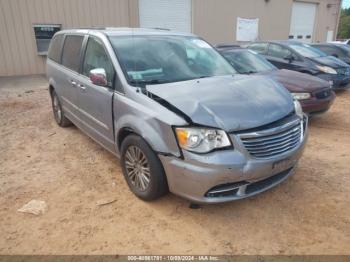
[{"x1": 0, "y1": 75, "x2": 349, "y2": 255}]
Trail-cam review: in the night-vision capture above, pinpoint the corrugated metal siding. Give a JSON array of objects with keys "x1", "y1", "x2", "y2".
[
  {"x1": 192, "y1": 0, "x2": 295, "y2": 44},
  {"x1": 192, "y1": 0, "x2": 341, "y2": 45},
  {"x1": 313, "y1": 0, "x2": 341, "y2": 43},
  {"x1": 0, "y1": 0, "x2": 341, "y2": 76},
  {"x1": 0, "y1": 0, "x2": 139, "y2": 76}
]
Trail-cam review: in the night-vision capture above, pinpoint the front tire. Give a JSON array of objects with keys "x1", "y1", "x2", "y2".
[
  {"x1": 51, "y1": 90, "x2": 72, "y2": 127},
  {"x1": 120, "y1": 135, "x2": 168, "y2": 201}
]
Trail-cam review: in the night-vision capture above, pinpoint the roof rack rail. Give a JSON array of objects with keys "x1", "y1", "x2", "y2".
[
  {"x1": 215, "y1": 44, "x2": 242, "y2": 49},
  {"x1": 214, "y1": 44, "x2": 242, "y2": 49},
  {"x1": 151, "y1": 27, "x2": 170, "y2": 31},
  {"x1": 77, "y1": 27, "x2": 107, "y2": 30}
]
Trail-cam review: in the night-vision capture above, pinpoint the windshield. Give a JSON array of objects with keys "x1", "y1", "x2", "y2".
[
  {"x1": 337, "y1": 44, "x2": 350, "y2": 54},
  {"x1": 222, "y1": 50, "x2": 276, "y2": 74},
  {"x1": 289, "y1": 43, "x2": 327, "y2": 58},
  {"x1": 108, "y1": 35, "x2": 235, "y2": 85}
]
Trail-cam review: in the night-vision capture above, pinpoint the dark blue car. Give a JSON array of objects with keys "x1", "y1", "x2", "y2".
[
  {"x1": 247, "y1": 41, "x2": 350, "y2": 90},
  {"x1": 312, "y1": 43, "x2": 350, "y2": 65}
]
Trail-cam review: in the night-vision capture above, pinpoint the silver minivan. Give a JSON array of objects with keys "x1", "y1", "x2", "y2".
[{"x1": 46, "y1": 28, "x2": 308, "y2": 204}]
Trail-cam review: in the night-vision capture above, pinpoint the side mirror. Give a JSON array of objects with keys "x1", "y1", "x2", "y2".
[
  {"x1": 332, "y1": 54, "x2": 339, "y2": 58},
  {"x1": 284, "y1": 54, "x2": 294, "y2": 63},
  {"x1": 89, "y1": 68, "x2": 108, "y2": 86}
]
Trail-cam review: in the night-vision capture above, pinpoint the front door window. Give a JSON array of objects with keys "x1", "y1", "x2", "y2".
[{"x1": 82, "y1": 37, "x2": 115, "y2": 87}]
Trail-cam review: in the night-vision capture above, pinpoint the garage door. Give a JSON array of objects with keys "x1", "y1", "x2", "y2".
[
  {"x1": 289, "y1": 2, "x2": 317, "y2": 43},
  {"x1": 139, "y1": 0, "x2": 191, "y2": 32}
]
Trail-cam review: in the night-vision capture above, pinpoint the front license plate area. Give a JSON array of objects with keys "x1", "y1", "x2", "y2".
[{"x1": 272, "y1": 158, "x2": 294, "y2": 173}]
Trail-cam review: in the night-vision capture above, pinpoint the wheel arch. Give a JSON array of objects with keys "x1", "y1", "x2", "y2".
[
  {"x1": 48, "y1": 78, "x2": 58, "y2": 97},
  {"x1": 117, "y1": 127, "x2": 137, "y2": 151},
  {"x1": 49, "y1": 84, "x2": 55, "y2": 97},
  {"x1": 115, "y1": 119, "x2": 181, "y2": 158}
]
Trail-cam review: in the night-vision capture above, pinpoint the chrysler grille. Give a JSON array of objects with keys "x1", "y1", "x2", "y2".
[{"x1": 239, "y1": 119, "x2": 303, "y2": 158}]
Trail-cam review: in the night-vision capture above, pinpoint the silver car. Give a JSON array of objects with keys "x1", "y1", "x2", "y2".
[{"x1": 46, "y1": 28, "x2": 308, "y2": 204}]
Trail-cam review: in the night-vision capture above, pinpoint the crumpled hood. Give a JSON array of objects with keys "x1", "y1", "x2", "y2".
[
  {"x1": 146, "y1": 75, "x2": 294, "y2": 132},
  {"x1": 259, "y1": 69, "x2": 330, "y2": 92},
  {"x1": 308, "y1": 55, "x2": 349, "y2": 68}
]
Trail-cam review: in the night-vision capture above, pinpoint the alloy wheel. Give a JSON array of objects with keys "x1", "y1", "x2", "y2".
[{"x1": 124, "y1": 145, "x2": 151, "y2": 191}]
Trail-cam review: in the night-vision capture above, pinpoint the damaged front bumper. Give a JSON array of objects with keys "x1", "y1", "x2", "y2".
[{"x1": 159, "y1": 115, "x2": 308, "y2": 204}]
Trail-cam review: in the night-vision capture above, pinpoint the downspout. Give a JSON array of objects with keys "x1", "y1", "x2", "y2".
[{"x1": 334, "y1": 0, "x2": 342, "y2": 40}]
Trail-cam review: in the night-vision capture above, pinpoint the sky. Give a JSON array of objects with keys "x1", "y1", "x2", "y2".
[{"x1": 343, "y1": 0, "x2": 350, "y2": 9}]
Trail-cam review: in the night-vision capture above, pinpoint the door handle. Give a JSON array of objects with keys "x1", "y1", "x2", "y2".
[
  {"x1": 78, "y1": 84, "x2": 86, "y2": 90},
  {"x1": 70, "y1": 80, "x2": 77, "y2": 87}
]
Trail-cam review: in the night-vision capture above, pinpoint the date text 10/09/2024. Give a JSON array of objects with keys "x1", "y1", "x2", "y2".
[{"x1": 127, "y1": 256, "x2": 220, "y2": 261}]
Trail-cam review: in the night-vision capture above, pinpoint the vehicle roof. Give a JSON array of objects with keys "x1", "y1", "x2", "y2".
[
  {"x1": 272, "y1": 40, "x2": 306, "y2": 45},
  {"x1": 55, "y1": 27, "x2": 196, "y2": 37},
  {"x1": 312, "y1": 43, "x2": 343, "y2": 47},
  {"x1": 218, "y1": 47, "x2": 246, "y2": 53},
  {"x1": 250, "y1": 40, "x2": 305, "y2": 46}
]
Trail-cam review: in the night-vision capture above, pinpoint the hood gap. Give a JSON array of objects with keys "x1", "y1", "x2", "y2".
[{"x1": 144, "y1": 89, "x2": 193, "y2": 124}]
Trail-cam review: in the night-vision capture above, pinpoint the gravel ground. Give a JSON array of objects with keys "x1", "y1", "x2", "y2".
[{"x1": 0, "y1": 75, "x2": 349, "y2": 255}]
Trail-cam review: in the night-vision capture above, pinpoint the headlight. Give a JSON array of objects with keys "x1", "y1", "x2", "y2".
[
  {"x1": 175, "y1": 127, "x2": 231, "y2": 153},
  {"x1": 294, "y1": 100, "x2": 303, "y2": 119},
  {"x1": 316, "y1": 65, "x2": 337, "y2": 75},
  {"x1": 291, "y1": 92, "x2": 311, "y2": 100}
]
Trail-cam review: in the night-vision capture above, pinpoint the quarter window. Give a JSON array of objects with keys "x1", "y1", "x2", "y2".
[
  {"x1": 268, "y1": 44, "x2": 292, "y2": 59},
  {"x1": 48, "y1": 34, "x2": 64, "y2": 63},
  {"x1": 82, "y1": 37, "x2": 115, "y2": 87},
  {"x1": 61, "y1": 35, "x2": 84, "y2": 72}
]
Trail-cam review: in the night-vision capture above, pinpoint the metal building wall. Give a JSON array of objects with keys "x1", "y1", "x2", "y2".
[
  {"x1": 0, "y1": 0, "x2": 139, "y2": 76},
  {"x1": 0, "y1": 0, "x2": 342, "y2": 76},
  {"x1": 192, "y1": 0, "x2": 341, "y2": 45}
]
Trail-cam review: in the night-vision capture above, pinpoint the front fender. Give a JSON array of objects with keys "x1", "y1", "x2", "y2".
[{"x1": 114, "y1": 94, "x2": 187, "y2": 157}]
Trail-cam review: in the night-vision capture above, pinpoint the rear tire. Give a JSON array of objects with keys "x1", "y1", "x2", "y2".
[
  {"x1": 51, "y1": 90, "x2": 72, "y2": 127},
  {"x1": 120, "y1": 135, "x2": 168, "y2": 201}
]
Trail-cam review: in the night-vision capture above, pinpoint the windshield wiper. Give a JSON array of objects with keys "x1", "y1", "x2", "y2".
[
  {"x1": 242, "y1": 70, "x2": 258, "y2": 74},
  {"x1": 198, "y1": 75, "x2": 212, "y2": 79},
  {"x1": 188, "y1": 75, "x2": 213, "y2": 81},
  {"x1": 129, "y1": 79, "x2": 163, "y2": 86}
]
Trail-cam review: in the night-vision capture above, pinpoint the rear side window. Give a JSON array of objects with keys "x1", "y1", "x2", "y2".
[
  {"x1": 268, "y1": 44, "x2": 292, "y2": 59},
  {"x1": 249, "y1": 43, "x2": 268, "y2": 54},
  {"x1": 61, "y1": 35, "x2": 84, "y2": 72},
  {"x1": 314, "y1": 45, "x2": 328, "y2": 52},
  {"x1": 48, "y1": 34, "x2": 64, "y2": 63},
  {"x1": 317, "y1": 46, "x2": 344, "y2": 57}
]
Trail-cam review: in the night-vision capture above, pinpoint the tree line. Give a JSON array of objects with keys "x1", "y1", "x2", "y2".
[{"x1": 338, "y1": 8, "x2": 350, "y2": 39}]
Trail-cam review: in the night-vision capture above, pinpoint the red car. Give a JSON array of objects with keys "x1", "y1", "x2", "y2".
[{"x1": 218, "y1": 46, "x2": 335, "y2": 115}]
